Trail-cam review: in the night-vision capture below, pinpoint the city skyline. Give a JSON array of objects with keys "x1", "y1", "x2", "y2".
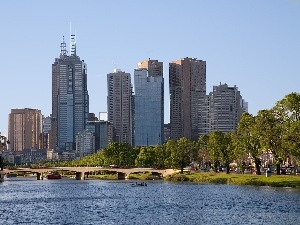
[{"x1": 1, "y1": 1, "x2": 299, "y2": 136}]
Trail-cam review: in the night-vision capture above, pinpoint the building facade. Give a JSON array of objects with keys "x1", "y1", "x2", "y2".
[
  {"x1": 163, "y1": 123, "x2": 171, "y2": 143},
  {"x1": 134, "y1": 59, "x2": 164, "y2": 146},
  {"x1": 19, "y1": 149, "x2": 48, "y2": 164},
  {"x1": 87, "y1": 120, "x2": 114, "y2": 152},
  {"x1": 98, "y1": 121, "x2": 113, "y2": 151},
  {"x1": 169, "y1": 57, "x2": 206, "y2": 141},
  {"x1": 8, "y1": 108, "x2": 43, "y2": 151},
  {"x1": 198, "y1": 95, "x2": 210, "y2": 136},
  {"x1": 107, "y1": 69, "x2": 132, "y2": 144},
  {"x1": 75, "y1": 129, "x2": 95, "y2": 158},
  {"x1": 51, "y1": 35, "x2": 89, "y2": 151},
  {"x1": 43, "y1": 116, "x2": 51, "y2": 150},
  {"x1": 208, "y1": 83, "x2": 247, "y2": 133}
]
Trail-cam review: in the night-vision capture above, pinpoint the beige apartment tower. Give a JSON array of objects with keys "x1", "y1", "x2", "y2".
[
  {"x1": 208, "y1": 83, "x2": 247, "y2": 133},
  {"x1": 138, "y1": 58, "x2": 163, "y2": 77},
  {"x1": 8, "y1": 108, "x2": 43, "y2": 151},
  {"x1": 169, "y1": 57, "x2": 206, "y2": 141},
  {"x1": 107, "y1": 69, "x2": 132, "y2": 144}
]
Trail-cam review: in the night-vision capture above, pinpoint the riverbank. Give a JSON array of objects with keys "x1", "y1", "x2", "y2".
[
  {"x1": 165, "y1": 172, "x2": 300, "y2": 188},
  {"x1": 88, "y1": 171, "x2": 161, "y2": 180},
  {"x1": 6, "y1": 170, "x2": 300, "y2": 188},
  {"x1": 85, "y1": 171, "x2": 300, "y2": 188}
]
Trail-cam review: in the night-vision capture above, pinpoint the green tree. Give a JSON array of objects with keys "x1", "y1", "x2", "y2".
[
  {"x1": 207, "y1": 131, "x2": 222, "y2": 173},
  {"x1": 0, "y1": 133, "x2": 9, "y2": 170},
  {"x1": 283, "y1": 121, "x2": 300, "y2": 164},
  {"x1": 135, "y1": 146, "x2": 156, "y2": 168},
  {"x1": 101, "y1": 142, "x2": 135, "y2": 167},
  {"x1": 224, "y1": 131, "x2": 237, "y2": 174},
  {"x1": 118, "y1": 143, "x2": 136, "y2": 167},
  {"x1": 256, "y1": 109, "x2": 285, "y2": 175},
  {"x1": 207, "y1": 131, "x2": 233, "y2": 174},
  {"x1": 273, "y1": 92, "x2": 300, "y2": 164},
  {"x1": 153, "y1": 144, "x2": 169, "y2": 169},
  {"x1": 274, "y1": 92, "x2": 300, "y2": 121},
  {"x1": 237, "y1": 113, "x2": 262, "y2": 175},
  {"x1": 165, "y1": 137, "x2": 198, "y2": 173},
  {"x1": 198, "y1": 134, "x2": 210, "y2": 169},
  {"x1": 127, "y1": 147, "x2": 140, "y2": 167},
  {"x1": 75, "y1": 151, "x2": 105, "y2": 167},
  {"x1": 164, "y1": 140, "x2": 176, "y2": 168}
]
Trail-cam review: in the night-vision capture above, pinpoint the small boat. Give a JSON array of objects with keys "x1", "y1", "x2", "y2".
[
  {"x1": 131, "y1": 182, "x2": 147, "y2": 187},
  {"x1": 46, "y1": 171, "x2": 62, "y2": 179}
]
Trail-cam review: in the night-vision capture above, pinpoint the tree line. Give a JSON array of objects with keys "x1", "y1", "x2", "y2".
[{"x1": 37, "y1": 93, "x2": 300, "y2": 175}]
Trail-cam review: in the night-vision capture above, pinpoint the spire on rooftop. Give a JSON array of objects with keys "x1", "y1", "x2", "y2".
[{"x1": 60, "y1": 36, "x2": 67, "y2": 56}]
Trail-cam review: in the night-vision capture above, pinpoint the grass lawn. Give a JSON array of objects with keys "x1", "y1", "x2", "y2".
[
  {"x1": 68, "y1": 170, "x2": 300, "y2": 188},
  {"x1": 165, "y1": 171, "x2": 300, "y2": 188},
  {"x1": 88, "y1": 173, "x2": 118, "y2": 180}
]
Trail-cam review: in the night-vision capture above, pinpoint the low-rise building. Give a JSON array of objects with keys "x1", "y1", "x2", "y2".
[
  {"x1": 19, "y1": 149, "x2": 47, "y2": 164},
  {"x1": 59, "y1": 151, "x2": 76, "y2": 161}
]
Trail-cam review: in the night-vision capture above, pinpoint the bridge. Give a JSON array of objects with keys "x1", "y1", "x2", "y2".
[{"x1": 0, "y1": 167, "x2": 176, "y2": 181}]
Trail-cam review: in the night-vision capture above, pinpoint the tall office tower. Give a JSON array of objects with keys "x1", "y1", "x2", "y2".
[
  {"x1": 43, "y1": 116, "x2": 51, "y2": 150},
  {"x1": 134, "y1": 59, "x2": 164, "y2": 146},
  {"x1": 107, "y1": 69, "x2": 132, "y2": 144},
  {"x1": 198, "y1": 95, "x2": 210, "y2": 136},
  {"x1": 169, "y1": 57, "x2": 206, "y2": 141},
  {"x1": 52, "y1": 35, "x2": 89, "y2": 151},
  {"x1": 208, "y1": 83, "x2": 247, "y2": 133},
  {"x1": 8, "y1": 108, "x2": 43, "y2": 151}
]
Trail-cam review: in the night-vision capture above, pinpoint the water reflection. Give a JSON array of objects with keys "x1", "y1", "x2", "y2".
[{"x1": 0, "y1": 178, "x2": 300, "y2": 224}]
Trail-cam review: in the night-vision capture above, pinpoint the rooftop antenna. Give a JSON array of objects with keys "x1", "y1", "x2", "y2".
[
  {"x1": 60, "y1": 36, "x2": 67, "y2": 56},
  {"x1": 112, "y1": 60, "x2": 120, "y2": 72},
  {"x1": 70, "y1": 21, "x2": 71, "y2": 38},
  {"x1": 112, "y1": 60, "x2": 118, "y2": 69},
  {"x1": 70, "y1": 22, "x2": 76, "y2": 56}
]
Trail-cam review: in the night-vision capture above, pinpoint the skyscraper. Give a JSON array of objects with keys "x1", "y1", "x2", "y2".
[
  {"x1": 8, "y1": 108, "x2": 43, "y2": 151},
  {"x1": 169, "y1": 57, "x2": 206, "y2": 141},
  {"x1": 208, "y1": 83, "x2": 247, "y2": 133},
  {"x1": 107, "y1": 69, "x2": 132, "y2": 144},
  {"x1": 134, "y1": 59, "x2": 164, "y2": 146},
  {"x1": 43, "y1": 116, "x2": 51, "y2": 150},
  {"x1": 51, "y1": 35, "x2": 89, "y2": 151}
]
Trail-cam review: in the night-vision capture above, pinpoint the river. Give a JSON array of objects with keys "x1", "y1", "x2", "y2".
[{"x1": 1, "y1": 177, "x2": 300, "y2": 225}]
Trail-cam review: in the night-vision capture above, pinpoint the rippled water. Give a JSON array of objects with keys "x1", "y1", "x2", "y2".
[{"x1": 1, "y1": 177, "x2": 300, "y2": 225}]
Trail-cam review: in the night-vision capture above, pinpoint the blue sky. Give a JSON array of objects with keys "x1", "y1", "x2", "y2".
[{"x1": 0, "y1": 0, "x2": 299, "y2": 136}]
